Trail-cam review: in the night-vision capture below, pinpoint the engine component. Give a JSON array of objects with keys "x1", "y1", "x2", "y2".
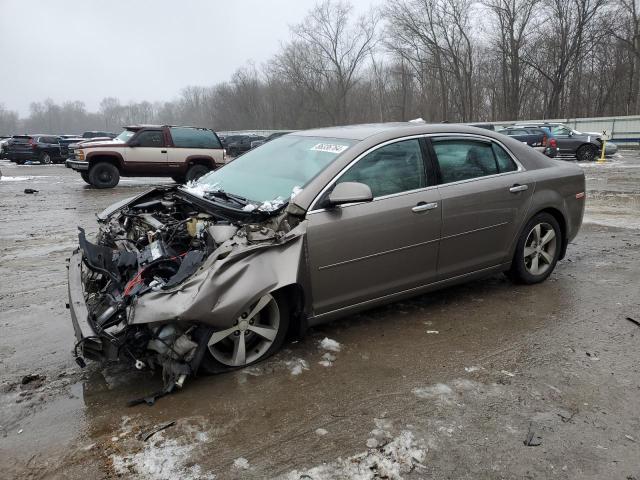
[{"x1": 138, "y1": 240, "x2": 172, "y2": 266}]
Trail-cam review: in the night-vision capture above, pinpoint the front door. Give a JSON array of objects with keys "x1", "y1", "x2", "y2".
[
  {"x1": 429, "y1": 137, "x2": 535, "y2": 279},
  {"x1": 306, "y1": 138, "x2": 442, "y2": 315},
  {"x1": 124, "y1": 130, "x2": 168, "y2": 173}
]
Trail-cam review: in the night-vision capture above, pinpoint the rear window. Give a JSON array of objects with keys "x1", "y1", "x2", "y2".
[{"x1": 170, "y1": 127, "x2": 222, "y2": 149}]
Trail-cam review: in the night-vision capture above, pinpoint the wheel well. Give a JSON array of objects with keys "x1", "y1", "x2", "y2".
[
  {"x1": 536, "y1": 207, "x2": 568, "y2": 259},
  {"x1": 89, "y1": 156, "x2": 121, "y2": 171},
  {"x1": 275, "y1": 284, "x2": 307, "y2": 340},
  {"x1": 188, "y1": 158, "x2": 214, "y2": 169}
]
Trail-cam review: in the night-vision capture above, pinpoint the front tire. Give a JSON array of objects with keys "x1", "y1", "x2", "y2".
[
  {"x1": 39, "y1": 152, "x2": 52, "y2": 164},
  {"x1": 576, "y1": 144, "x2": 597, "y2": 162},
  {"x1": 80, "y1": 172, "x2": 91, "y2": 184},
  {"x1": 185, "y1": 164, "x2": 210, "y2": 183},
  {"x1": 88, "y1": 162, "x2": 120, "y2": 188},
  {"x1": 508, "y1": 213, "x2": 561, "y2": 284},
  {"x1": 200, "y1": 291, "x2": 290, "y2": 374}
]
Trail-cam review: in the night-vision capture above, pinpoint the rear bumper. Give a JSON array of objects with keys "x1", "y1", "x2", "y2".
[
  {"x1": 67, "y1": 250, "x2": 116, "y2": 361},
  {"x1": 8, "y1": 151, "x2": 37, "y2": 162},
  {"x1": 66, "y1": 159, "x2": 89, "y2": 171}
]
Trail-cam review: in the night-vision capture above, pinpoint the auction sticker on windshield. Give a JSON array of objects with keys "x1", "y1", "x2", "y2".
[{"x1": 310, "y1": 143, "x2": 350, "y2": 154}]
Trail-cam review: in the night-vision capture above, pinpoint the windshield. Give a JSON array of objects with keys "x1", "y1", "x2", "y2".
[
  {"x1": 185, "y1": 135, "x2": 356, "y2": 210},
  {"x1": 115, "y1": 130, "x2": 135, "y2": 142}
]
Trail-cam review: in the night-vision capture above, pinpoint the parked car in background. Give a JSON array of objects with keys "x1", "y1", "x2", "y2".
[
  {"x1": 226, "y1": 135, "x2": 265, "y2": 157},
  {"x1": 82, "y1": 131, "x2": 117, "y2": 139},
  {"x1": 5, "y1": 134, "x2": 64, "y2": 164},
  {"x1": 0, "y1": 136, "x2": 11, "y2": 159},
  {"x1": 67, "y1": 122, "x2": 585, "y2": 378},
  {"x1": 250, "y1": 131, "x2": 294, "y2": 149},
  {"x1": 466, "y1": 123, "x2": 496, "y2": 131},
  {"x1": 58, "y1": 136, "x2": 85, "y2": 160},
  {"x1": 515, "y1": 123, "x2": 606, "y2": 161},
  {"x1": 498, "y1": 126, "x2": 558, "y2": 158},
  {"x1": 66, "y1": 125, "x2": 226, "y2": 188},
  {"x1": 220, "y1": 134, "x2": 248, "y2": 149}
]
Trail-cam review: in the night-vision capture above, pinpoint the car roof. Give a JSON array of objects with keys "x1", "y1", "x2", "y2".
[
  {"x1": 293, "y1": 122, "x2": 508, "y2": 141},
  {"x1": 124, "y1": 124, "x2": 212, "y2": 131}
]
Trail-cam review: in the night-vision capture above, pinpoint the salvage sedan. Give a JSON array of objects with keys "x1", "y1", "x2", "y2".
[{"x1": 68, "y1": 123, "x2": 585, "y2": 395}]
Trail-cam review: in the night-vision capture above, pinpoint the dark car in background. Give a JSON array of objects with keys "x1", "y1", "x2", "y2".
[
  {"x1": 250, "y1": 131, "x2": 294, "y2": 149},
  {"x1": 226, "y1": 135, "x2": 265, "y2": 157},
  {"x1": 58, "y1": 136, "x2": 85, "y2": 159},
  {"x1": 0, "y1": 136, "x2": 11, "y2": 159},
  {"x1": 81, "y1": 131, "x2": 117, "y2": 139},
  {"x1": 515, "y1": 123, "x2": 606, "y2": 161},
  {"x1": 6, "y1": 135, "x2": 64, "y2": 164},
  {"x1": 499, "y1": 126, "x2": 558, "y2": 158}
]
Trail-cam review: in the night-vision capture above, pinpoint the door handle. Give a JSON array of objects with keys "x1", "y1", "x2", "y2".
[
  {"x1": 509, "y1": 184, "x2": 528, "y2": 193},
  {"x1": 412, "y1": 202, "x2": 438, "y2": 213},
  {"x1": 161, "y1": 150, "x2": 167, "y2": 153}
]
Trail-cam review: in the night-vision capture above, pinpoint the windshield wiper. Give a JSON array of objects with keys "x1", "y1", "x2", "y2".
[{"x1": 204, "y1": 189, "x2": 249, "y2": 206}]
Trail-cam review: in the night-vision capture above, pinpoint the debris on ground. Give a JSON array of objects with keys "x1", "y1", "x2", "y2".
[
  {"x1": 426, "y1": 330, "x2": 439, "y2": 334},
  {"x1": 315, "y1": 428, "x2": 328, "y2": 436},
  {"x1": 464, "y1": 366, "x2": 481, "y2": 373},
  {"x1": 523, "y1": 424, "x2": 542, "y2": 446},
  {"x1": 23, "y1": 188, "x2": 38, "y2": 194},
  {"x1": 20, "y1": 374, "x2": 45, "y2": 390},
  {"x1": 319, "y1": 337, "x2": 341, "y2": 352},
  {"x1": 625, "y1": 317, "x2": 640, "y2": 328},
  {"x1": 140, "y1": 420, "x2": 176, "y2": 441}
]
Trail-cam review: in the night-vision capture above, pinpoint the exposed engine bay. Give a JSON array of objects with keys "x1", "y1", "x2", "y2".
[{"x1": 70, "y1": 185, "x2": 303, "y2": 405}]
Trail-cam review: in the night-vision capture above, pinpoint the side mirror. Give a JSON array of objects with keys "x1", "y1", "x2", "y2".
[
  {"x1": 327, "y1": 182, "x2": 373, "y2": 206},
  {"x1": 568, "y1": 131, "x2": 573, "y2": 137}
]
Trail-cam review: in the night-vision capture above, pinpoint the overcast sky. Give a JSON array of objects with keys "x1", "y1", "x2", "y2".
[{"x1": 0, "y1": 0, "x2": 379, "y2": 116}]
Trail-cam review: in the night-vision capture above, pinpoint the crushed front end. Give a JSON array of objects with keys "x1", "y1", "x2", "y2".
[{"x1": 67, "y1": 185, "x2": 304, "y2": 403}]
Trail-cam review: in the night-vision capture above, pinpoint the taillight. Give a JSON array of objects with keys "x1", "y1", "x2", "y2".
[
  {"x1": 29, "y1": 139, "x2": 37, "y2": 148},
  {"x1": 549, "y1": 138, "x2": 557, "y2": 148},
  {"x1": 542, "y1": 134, "x2": 547, "y2": 147}
]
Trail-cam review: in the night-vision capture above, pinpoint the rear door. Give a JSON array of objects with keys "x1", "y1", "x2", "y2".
[
  {"x1": 124, "y1": 129, "x2": 168, "y2": 172},
  {"x1": 167, "y1": 127, "x2": 224, "y2": 168},
  {"x1": 306, "y1": 137, "x2": 442, "y2": 315},
  {"x1": 428, "y1": 136, "x2": 535, "y2": 279}
]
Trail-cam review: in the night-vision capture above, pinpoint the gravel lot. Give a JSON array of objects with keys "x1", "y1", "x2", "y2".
[{"x1": 1, "y1": 155, "x2": 639, "y2": 479}]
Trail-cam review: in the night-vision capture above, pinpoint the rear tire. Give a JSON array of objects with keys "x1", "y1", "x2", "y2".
[
  {"x1": 508, "y1": 212, "x2": 561, "y2": 284},
  {"x1": 88, "y1": 162, "x2": 120, "y2": 188},
  {"x1": 576, "y1": 144, "x2": 597, "y2": 162},
  {"x1": 199, "y1": 291, "x2": 290, "y2": 374},
  {"x1": 185, "y1": 164, "x2": 210, "y2": 183},
  {"x1": 80, "y1": 172, "x2": 91, "y2": 184}
]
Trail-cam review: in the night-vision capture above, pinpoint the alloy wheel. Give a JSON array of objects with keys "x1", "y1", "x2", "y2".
[
  {"x1": 208, "y1": 294, "x2": 280, "y2": 367},
  {"x1": 523, "y1": 222, "x2": 557, "y2": 276},
  {"x1": 42, "y1": 154, "x2": 51, "y2": 164}
]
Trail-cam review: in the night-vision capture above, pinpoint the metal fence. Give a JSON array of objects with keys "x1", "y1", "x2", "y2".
[{"x1": 219, "y1": 115, "x2": 640, "y2": 146}]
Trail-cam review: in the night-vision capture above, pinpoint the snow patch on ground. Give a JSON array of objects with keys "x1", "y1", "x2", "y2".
[
  {"x1": 286, "y1": 358, "x2": 309, "y2": 376},
  {"x1": 413, "y1": 383, "x2": 453, "y2": 401},
  {"x1": 0, "y1": 175, "x2": 36, "y2": 181},
  {"x1": 319, "y1": 337, "x2": 341, "y2": 352},
  {"x1": 110, "y1": 430, "x2": 215, "y2": 480},
  {"x1": 315, "y1": 428, "x2": 329, "y2": 436},
  {"x1": 583, "y1": 215, "x2": 640, "y2": 230},
  {"x1": 319, "y1": 352, "x2": 337, "y2": 367},
  {"x1": 233, "y1": 457, "x2": 250, "y2": 470},
  {"x1": 282, "y1": 422, "x2": 426, "y2": 480},
  {"x1": 464, "y1": 366, "x2": 482, "y2": 373}
]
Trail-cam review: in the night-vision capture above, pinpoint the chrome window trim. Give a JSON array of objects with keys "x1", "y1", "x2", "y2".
[{"x1": 307, "y1": 132, "x2": 525, "y2": 214}]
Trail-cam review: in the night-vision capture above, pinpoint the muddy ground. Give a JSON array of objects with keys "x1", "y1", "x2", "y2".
[{"x1": 0, "y1": 155, "x2": 639, "y2": 479}]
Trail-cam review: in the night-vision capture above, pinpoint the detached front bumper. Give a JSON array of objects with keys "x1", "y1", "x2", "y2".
[
  {"x1": 67, "y1": 250, "x2": 117, "y2": 362},
  {"x1": 66, "y1": 159, "x2": 89, "y2": 171}
]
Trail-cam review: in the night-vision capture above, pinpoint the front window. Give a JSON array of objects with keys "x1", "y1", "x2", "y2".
[
  {"x1": 187, "y1": 135, "x2": 356, "y2": 209},
  {"x1": 115, "y1": 130, "x2": 135, "y2": 142},
  {"x1": 337, "y1": 139, "x2": 426, "y2": 197}
]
